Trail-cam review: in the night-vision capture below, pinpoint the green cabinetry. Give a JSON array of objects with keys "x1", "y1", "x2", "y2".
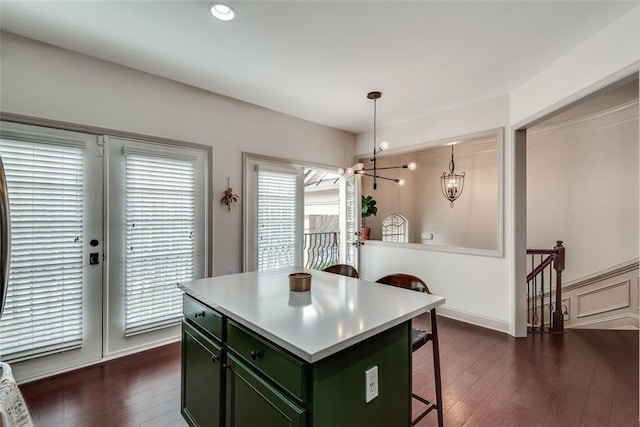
[
  {"x1": 181, "y1": 320, "x2": 224, "y2": 427},
  {"x1": 226, "y1": 353, "x2": 306, "y2": 427},
  {"x1": 181, "y1": 294, "x2": 411, "y2": 427}
]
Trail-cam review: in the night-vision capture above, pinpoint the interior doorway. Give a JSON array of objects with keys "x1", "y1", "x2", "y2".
[{"x1": 514, "y1": 72, "x2": 639, "y2": 335}]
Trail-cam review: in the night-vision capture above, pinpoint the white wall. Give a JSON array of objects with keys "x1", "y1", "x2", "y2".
[
  {"x1": 527, "y1": 101, "x2": 639, "y2": 282},
  {"x1": 0, "y1": 32, "x2": 356, "y2": 276}
]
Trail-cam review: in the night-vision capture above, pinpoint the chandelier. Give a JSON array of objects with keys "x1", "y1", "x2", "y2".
[
  {"x1": 340, "y1": 91, "x2": 416, "y2": 190},
  {"x1": 441, "y1": 144, "x2": 465, "y2": 207}
]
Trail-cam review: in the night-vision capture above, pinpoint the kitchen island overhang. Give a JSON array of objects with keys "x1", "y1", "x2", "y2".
[
  {"x1": 178, "y1": 266, "x2": 445, "y2": 427},
  {"x1": 178, "y1": 266, "x2": 445, "y2": 364}
]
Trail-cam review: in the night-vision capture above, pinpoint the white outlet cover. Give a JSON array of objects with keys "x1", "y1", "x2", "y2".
[{"x1": 365, "y1": 366, "x2": 379, "y2": 403}]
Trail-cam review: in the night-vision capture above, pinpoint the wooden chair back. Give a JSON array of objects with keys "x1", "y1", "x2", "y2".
[
  {"x1": 375, "y1": 273, "x2": 431, "y2": 294},
  {"x1": 322, "y1": 264, "x2": 360, "y2": 278}
]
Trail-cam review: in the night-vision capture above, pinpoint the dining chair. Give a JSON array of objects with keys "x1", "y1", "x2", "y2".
[
  {"x1": 322, "y1": 264, "x2": 360, "y2": 278},
  {"x1": 375, "y1": 273, "x2": 443, "y2": 427}
]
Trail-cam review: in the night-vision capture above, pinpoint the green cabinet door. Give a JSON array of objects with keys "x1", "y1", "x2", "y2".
[
  {"x1": 181, "y1": 321, "x2": 223, "y2": 427},
  {"x1": 226, "y1": 354, "x2": 306, "y2": 427}
]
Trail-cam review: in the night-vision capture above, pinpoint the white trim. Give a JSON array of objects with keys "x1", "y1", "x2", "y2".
[
  {"x1": 511, "y1": 63, "x2": 640, "y2": 130},
  {"x1": 364, "y1": 239, "x2": 502, "y2": 258},
  {"x1": 569, "y1": 313, "x2": 639, "y2": 330},
  {"x1": 0, "y1": 125, "x2": 87, "y2": 149},
  {"x1": 436, "y1": 306, "x2": 510, "y2": 334},
  {"x1": 563, "y1": 258, "x2": 638, "y2": 291},
  {"x1": 354, "y1": 127, "x2": 505, "y2": 258},
  {"x1": 527, "y1": 98, "x2": 638, "y2": 138}
]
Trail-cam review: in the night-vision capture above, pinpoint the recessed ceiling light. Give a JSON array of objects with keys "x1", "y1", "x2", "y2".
[{"x1": 210, "y1": 3, "x2": 236, "y2": 21}]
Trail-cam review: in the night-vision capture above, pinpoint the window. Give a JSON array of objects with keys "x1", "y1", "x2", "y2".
[
  {"x1": 123, "y1": 151, "x2": 195, "y2": 336},
  {"x1": 256, "y1": 167, "x2": 299, "y2": 271},
  {"x1": 244, "y1": 157, "x2": 303, "y2": 272},
  {"x1": 0, "y1": 139, "x2": 85, "y2": 360},
  {"x1": 382, "y1": 213, "x2": 408, "y2": 243}
]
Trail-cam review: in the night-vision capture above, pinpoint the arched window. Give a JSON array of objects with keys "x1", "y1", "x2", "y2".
[{"x1": 382, "y1": 213, "x2": 408, "y2": 243}]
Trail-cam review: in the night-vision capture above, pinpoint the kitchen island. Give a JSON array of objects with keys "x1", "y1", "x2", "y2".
[{"x1": 178, "y1": 266, "x2": 445, "y2": 427}]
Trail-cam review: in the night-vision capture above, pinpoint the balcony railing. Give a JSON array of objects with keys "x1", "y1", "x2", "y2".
[{"x1": 303, "y1": 232, "x2": 339, "y2": 270}]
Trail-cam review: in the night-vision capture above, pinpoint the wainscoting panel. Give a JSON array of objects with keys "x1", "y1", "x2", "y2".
[
  {"x1": 561, "y1": 259, "x2": 639, "y2": 330},
  {"x1": 576, "y1": 280, "x2": 630, "y2": 318}
]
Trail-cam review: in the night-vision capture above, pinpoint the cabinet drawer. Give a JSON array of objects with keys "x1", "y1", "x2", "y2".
[
  {"x1": 183, "y1": 295, "x2": 223, "y2": 341},
  {"x1": 227, "y1": 320, "x2": 306, "y2": 402},
  {"x1": 226, "y1": 353, "x2": 306, "y2": 427}
]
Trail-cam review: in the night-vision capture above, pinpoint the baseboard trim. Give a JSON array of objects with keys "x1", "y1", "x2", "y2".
[
  {"x1": 568, "y1": 313, "x2": 639, "y2": 330},
  {"x1": 437, "y1": 306, "x2": 510, "y2": 334}
]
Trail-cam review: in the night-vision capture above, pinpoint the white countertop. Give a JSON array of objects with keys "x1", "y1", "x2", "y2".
[{"x1": 178, "y1": 266, "x2": 445, "y2": 363}]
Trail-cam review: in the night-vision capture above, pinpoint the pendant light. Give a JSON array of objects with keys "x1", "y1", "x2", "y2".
[
  {"x1": 340, "y1": 91, "x2": 416, "y2": 190},
  {"x1": 440, "y1": 145, "x2": 465, "y2": 207}
]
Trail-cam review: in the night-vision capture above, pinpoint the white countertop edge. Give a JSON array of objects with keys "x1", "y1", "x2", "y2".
[{"x1": 179, "y1": 284, "x2": 445, "y2": 363}]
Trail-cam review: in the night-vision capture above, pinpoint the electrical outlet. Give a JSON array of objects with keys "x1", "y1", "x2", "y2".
[{"x1": 365, "y1": 366, "x2": 378, "y2": 403}]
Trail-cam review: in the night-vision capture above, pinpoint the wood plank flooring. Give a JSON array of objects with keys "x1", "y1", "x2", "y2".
[{"x1": 19, "y1": 316, "x2": 638, "y2": 426}]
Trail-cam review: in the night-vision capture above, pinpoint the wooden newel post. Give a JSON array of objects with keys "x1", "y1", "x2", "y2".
[{"x1": 552, "y1": 240, "x2": 565, "y2": 332}]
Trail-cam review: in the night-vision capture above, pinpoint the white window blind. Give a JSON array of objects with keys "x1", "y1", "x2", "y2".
[
  {"x1": 257, "y1": 169, "x2": 298, "y2": 271},
  {"x1": 0, "y1": 139, "x2": 84, "y2": 361},
  {"x1": 124, "y1": 153, "x2": 195, "y2": 336},
  {"x1": 344, "y1": 174, "x2": 358, "y2": 266}
]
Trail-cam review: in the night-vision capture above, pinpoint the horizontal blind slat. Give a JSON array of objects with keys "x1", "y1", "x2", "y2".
[
  {"x1": 256, "y1": 170, "x2": 298, "y2": 271},
  {"x1": 0, "y1": 138, "x2": 84, "y2": 361},
  {"x1": 124, "y1": 153, "x2": 195, "y2": 335}
]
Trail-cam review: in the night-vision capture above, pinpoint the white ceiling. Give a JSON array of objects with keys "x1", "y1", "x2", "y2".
[{"x1": 0, "y1": 1, "x2": 636, "y2": 134}]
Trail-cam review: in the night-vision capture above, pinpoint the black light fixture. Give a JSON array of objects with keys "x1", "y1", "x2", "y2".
[
  {"x1": 440, "y1": 144, "x2": 465, "y2": 207},
  {"x1": 340, "y1": 91, "x2": 416, "y2": 190}
]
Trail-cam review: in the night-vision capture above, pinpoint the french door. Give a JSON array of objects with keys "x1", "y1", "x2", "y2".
[
  {"x1": 0, "y1": 122, "x2": 103, "y2": 379},
  {"x1": 244, "y1": 154, "x2": 359, "y2": 273},
  {"x1": 0, "y1": 122, "x2": 208, "y2": 381},
  {"x1": 104, "y1": 136, "x2": 208, "y2": 357},
  {"x1": 340, "y1": 173, "x2": 360, "y2": 268}
]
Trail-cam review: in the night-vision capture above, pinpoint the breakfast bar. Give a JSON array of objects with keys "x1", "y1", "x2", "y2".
[{"x1": 178, "y1": 266, "x2": 445, "y2": 427}]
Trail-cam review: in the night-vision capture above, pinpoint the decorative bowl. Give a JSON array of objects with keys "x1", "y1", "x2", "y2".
[{"x1": 288, "y1": 272, "x2": 312, "y2": 292}]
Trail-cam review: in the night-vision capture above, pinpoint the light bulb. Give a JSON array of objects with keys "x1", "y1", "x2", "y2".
[
  {"x1": 210, "y1": 3, "x2": 236, "y2": 21},
  {"x1": 337, "y1": 168, "x2": 345, "y2": 174},
  {"x1": 398, "y1": 178, "x2": 406, "y2": 186},
  {"x1": 353, "y1": 163, "x2": 364, "y2": 171},
  {"x1": 346, "y1": 167, "x2": 354, "y2": 174},
  {"x1": 407, "y1": 162, "x2": 417, "y2": 171},
  {"x1": 379, "y1": 141, "x2": 389, "y2": 151}
]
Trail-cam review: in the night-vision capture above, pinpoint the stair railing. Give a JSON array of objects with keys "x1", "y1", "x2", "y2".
[{"x1": 526, "y1": 240, "x2": 565, "y2": 333}]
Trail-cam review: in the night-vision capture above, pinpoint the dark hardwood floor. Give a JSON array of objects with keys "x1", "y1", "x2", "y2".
[{"x1": 19, "y1": 316, "x2": 638, "y2": 426}]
